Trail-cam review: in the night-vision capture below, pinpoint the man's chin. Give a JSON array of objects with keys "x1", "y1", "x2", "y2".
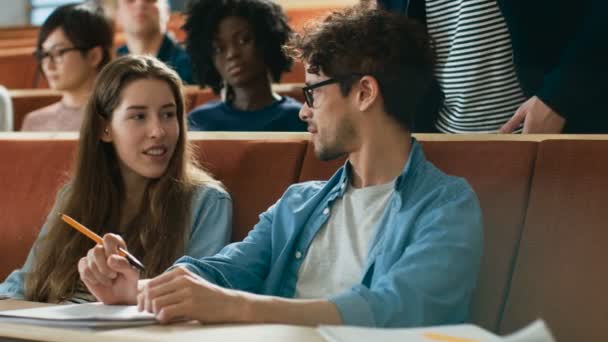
[{"x1": 315, "y1": 146, "x2": 346, "y2": 162}]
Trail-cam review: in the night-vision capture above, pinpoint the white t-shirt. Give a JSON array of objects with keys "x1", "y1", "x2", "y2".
[{"x1": 294, "y1": 180, "x2": 395, "y2": 299}]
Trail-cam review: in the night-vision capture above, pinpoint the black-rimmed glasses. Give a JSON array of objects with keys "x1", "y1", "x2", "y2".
[
  {"x1": 302, "y1": 73, "x2": 364, "y2": 108},
  {"x1": 33, "y1": 47, "x2": 88, "y2": 64}
]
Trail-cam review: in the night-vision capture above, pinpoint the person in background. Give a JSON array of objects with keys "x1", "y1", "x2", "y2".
[
  {"x1": 377, "y1": 0, "x2": 608, "y2": 133},
  {"x1": 0, "y1": 56, "x2": 232, "y2": 303},
  {"x1": 184, "y1": 0, "x2": 306, "y2": 132},
  {"x1": 116, "y1": 0, "x2": 193, "y2": 84},
  {"x1": 21, "y1": 3, "x2": 113, "y2": 131},
  {"x1": 0, "y1": 85, "x2": 13, "y2": 131},
  {"x1": 79, "y1": 6, "x2": 482, "y2": 327}
]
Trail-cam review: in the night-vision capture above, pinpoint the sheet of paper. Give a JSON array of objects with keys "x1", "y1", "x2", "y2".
[
  {"x1": 318, "y1": 324, "x2": 499, "y2": 342},
  {"x1": 0, "y1": 302, "x2": 157, "y2": 328},
  {"x1": 318, "y1": 320, "x2": 555, "y2": 342},
  {"x1": 503, "y1": 320, "x2": 555, "y2": 342}
]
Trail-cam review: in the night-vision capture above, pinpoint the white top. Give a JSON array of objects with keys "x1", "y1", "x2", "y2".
[
  {"x1": 427, "y1": 0, "x2": 527, "y2": 133},
  {"x1": 0, "y1": 86, "x2": 13, "y2": 131},
  {"x1": 294, "y1": 180, "x2": 395, "y2": 299}
]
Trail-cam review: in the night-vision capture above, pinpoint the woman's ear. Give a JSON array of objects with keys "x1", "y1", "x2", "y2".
[
  {"x1": 100, "y1": 127, "x2": 112, "y2": 142},
  {"x1": 100, "y1": 117, "x2": 112, "y2": 142}
]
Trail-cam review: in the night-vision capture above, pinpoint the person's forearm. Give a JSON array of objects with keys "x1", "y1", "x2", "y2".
[{"x1": 236, "y1": 292, "x2": 343, "y2": 326}]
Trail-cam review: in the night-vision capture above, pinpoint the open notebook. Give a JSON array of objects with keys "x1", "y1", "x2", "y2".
[{"x1": 0, "y1": 302, "x2": 157, "y2": 328}]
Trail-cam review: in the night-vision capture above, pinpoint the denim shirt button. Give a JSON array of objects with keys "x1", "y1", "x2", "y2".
[
  {"x1": 295, "y1": 251, "x2": 303, "y2": 259},
  {"x1": 323, "y1": 208, "x2": 330, "y2": 215}
]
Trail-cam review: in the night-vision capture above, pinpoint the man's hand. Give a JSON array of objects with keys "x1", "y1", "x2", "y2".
[
  {"x1": 78, "y1": 233, "x2": 140, "y2": 305},
  {"x1": 500, "y1": 96, "x2": 565, "y2": 133},
  {"x1": 137, "y1": 266, "x2": 244, "y2": 324}
]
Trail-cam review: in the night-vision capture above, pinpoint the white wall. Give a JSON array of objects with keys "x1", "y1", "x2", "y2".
[{"x1": 0, "y1": 0, "x2": 28, "y2": 26}]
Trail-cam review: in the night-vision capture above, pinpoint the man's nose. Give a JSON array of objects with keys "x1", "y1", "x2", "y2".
[{"x1": 299, "y1": 103, "x2": 312, "y2": 122}]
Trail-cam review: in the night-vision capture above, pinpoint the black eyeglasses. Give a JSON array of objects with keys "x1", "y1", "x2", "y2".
[
  {"x1": 302, "y1": 73, "x2": 364, "y2": 108},
  {"x1": 33, "y1": 47, "x2": 88, "y2": 64}
]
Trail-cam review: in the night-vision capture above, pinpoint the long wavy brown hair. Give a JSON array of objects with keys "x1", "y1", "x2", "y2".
[{"x1": 25, "y1": 55, "x2": 220, "y2": 302}]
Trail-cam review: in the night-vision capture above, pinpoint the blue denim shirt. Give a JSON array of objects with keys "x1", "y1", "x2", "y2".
[
  {"x1": 174, "y1": 140, "x2": 484, "y2": 327},
  {"x1": 0, "y1": 184, "x2": 232, "y2": 300}
]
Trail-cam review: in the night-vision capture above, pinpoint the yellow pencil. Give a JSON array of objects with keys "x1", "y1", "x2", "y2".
[
  {"x1": 61, "y1": 214, "x2": 145, "y2": 271},
  {"x1": 423, "y1": 332, "x2": 480, "y2": 342}
]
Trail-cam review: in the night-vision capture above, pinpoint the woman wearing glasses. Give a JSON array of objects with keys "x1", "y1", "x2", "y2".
[
  {"x1": 184, "y1": 0, "x2": 306, "y2": 132},
  {"x1": 21, "y1": 3, "x2": 113, "y2": 131}
]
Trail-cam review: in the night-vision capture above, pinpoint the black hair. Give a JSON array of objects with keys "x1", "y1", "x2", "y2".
[
  {"x1": 37, "y1": 2, "x2": 114, "y2": 71},
  {"x1": 183, "y1": 0, "x2": 293, "y2": 93}
]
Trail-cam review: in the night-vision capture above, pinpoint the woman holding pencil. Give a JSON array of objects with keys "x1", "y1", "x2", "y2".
[{"x1": 0, "y1": 55, "x2": 232, "y2": 303}]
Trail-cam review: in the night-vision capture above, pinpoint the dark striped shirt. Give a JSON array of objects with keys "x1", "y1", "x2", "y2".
[{"x1": 426, "y1": 0, "x2": 526, "y2": 133}]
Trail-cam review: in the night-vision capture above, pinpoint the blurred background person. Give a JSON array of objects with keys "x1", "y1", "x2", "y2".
[
  {"x1": 377, "y1": 0, "x2": 608, "y2": 133},
  {"x1": 184, "y1": 0, "x2": 305, "y2": 132},
  {"x1": 116, "y1": 0, "x2": 193, "y2": 84},
  {"x1": 22, "y1": 3, "x2": 113, "y2": 131}
]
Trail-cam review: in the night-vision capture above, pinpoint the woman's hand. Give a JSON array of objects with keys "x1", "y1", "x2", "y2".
[{"x1": 78, "y1": 233, "x2": 140, "y2": 305}]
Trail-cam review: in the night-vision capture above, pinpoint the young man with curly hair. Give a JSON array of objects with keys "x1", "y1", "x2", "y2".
[
  {"x1": 79, "y1": 5, "x2": 483, "y2": 327},
  {"x1": 184, "y1": 0, "x2": 306, "y2": 132}
]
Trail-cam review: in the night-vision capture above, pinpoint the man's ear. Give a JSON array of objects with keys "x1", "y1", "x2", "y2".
[{"x1": 356, "y1": 75, "x2": 380, "y2": 112}]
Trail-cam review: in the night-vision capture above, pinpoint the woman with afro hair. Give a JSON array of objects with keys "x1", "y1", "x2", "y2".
[{"x1": 184, "y1": 0, "x2": 306, "y2": 132}]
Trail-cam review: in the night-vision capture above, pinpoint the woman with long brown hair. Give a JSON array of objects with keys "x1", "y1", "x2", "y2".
[{"x1": 0, "y1": 55, "x2": 232, "y2": 303}]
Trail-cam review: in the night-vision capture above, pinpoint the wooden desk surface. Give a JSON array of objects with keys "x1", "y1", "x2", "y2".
[{"x1": 0, "y1": 300, "x2": 325, "y2": 342}]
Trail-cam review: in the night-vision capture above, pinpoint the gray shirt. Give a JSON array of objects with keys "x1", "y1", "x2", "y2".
[
  {"x1": 295, "y1": 180, "x2": 395, "y2": 299},
  {"x1": 21, "y1": 101, "x2": 84, "y2": 132}
]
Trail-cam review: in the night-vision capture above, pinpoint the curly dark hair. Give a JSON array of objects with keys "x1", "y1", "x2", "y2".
[
  {"x1": 285, "y1": 5, "x2": 435, "y2": 131},
  {"x1": 183, "y1": 0, "x2": 293, "y2": 94}
]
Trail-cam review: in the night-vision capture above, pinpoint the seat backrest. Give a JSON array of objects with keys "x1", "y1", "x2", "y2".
[
  {"x1": 193, "y1": 139, "x2": 308, "y2": 242},
  {"x1": 0, "y1": 26, "x2": 39, "y2": 40},
  {"x1": 298, "y1": 141, "x2": 346, "y2": 182},
  {"x1": 298, "y1": 139, "x2": 538, "y2": 332},
  {"x1": 0, "y1": 38, "x2": 37, "y2": 49},
  {"x1": 0, "y1": 138, "x2": 308, "y2": 279},
  {"x1": 0, "y1": 48, "x2": 39, "y2": 89},
  {"x1": 422, "y1": 141, "x2": 537, "y2": 332},
  {"x1": 500, "y1": 140, "x2": 608, "y2": 341},
  {"x1": 193, "y1": 90, "x2": 220, "y2": 110},
  {"x1": 0, "y1": 139, "x2": 76, "y2": 280}
]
